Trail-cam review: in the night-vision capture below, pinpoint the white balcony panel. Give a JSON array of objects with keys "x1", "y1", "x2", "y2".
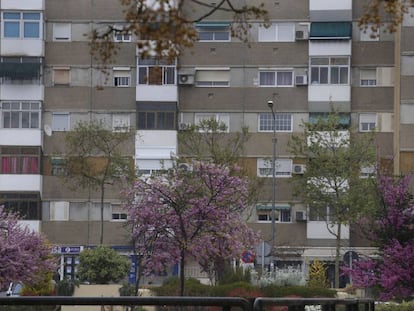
[
  {"x1": 135, "y1": 130, "x2": 177, "y2": 159},
  {"x1": 310, "y1": 0, "x2": 351, "y2": 12},
  {"x1": 1, "y1": 0, "x2": 44, "y2": 10},
  {"x1": 18, "y1": 220, "x2": 41, "y2": 233},
  {"x1": 0, "y1": 174, "x2": 42, "y2": 192},
  {"x1": 309, "y1": 41, "x2": 351, "y2": 56},
  {"x1": 1, "y1": 39, "x2": 44, "y2": 56},
  {"x1": 0, "y1": 84, "x2": 44, "y2": 101},
  {"x1": 307, "y1": 221, "x2": 349, "y2": 239},
  {"x1": 136, "y1": 85, "x2": 177, "y2": 102},
  {"x1": 0, "y1": 129, "x2": 42, "y2": 146},
  {"x1": 309, "y1": 85, "x2": 350, "y2": 102}
]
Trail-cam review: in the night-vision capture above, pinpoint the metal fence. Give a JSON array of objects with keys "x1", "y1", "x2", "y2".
[{"x1": 0, "y1": 296, "x2": 375, "y2": 311}]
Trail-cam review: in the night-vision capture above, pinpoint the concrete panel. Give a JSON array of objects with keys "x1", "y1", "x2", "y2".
[
  {"x1": 402, "y1": 28, "x2": 414, "y2": 52},
  {"x1": 46, "y1": 0, "x2": 124, "y2": 21},
  {"x1": 45, "y1": 42, "x2": 92, "y2": 65},
  {"x1": 0, "y1": 175, "x2": 42, "y2": 192},
  {"x1": 44, "y1": 87, "x2": 136, "y2": 110},
  {"x1": 41, "y1": 221, "x2": 130, "y2": 245},
  {"x1": 1, "y1": 0, "x2": 44, "y2": 10},
  {"x1": 401, "y1": 76, "x2": 414, "y2": 100},
  {"x1": 351, "y1": 87, "x2": 394, "y2": 111},
  {"x1": 352, "y1": 42, "x2": 394, "y2": 66},
  {"x1": 401, "y1": 151, "x2": 414, "y2": 173},
  {"x1": 374, "y1": 132, "x2": 393, "y2": 158},
  {"x1": 401, "y1": 125, "x2": 414, "y2": 150},
  {"x1": 401, "y1": 56, "x2": 414, "y2": 76},
  {"x1": 243, "y1": 132, "x2": 293, "y2": 157},
  {"x1": 0, "y1": 129, "x2": 42, "y2": 146},
  {"x1": 179, "y1": 87, "x2": 308, "y2": 112}
]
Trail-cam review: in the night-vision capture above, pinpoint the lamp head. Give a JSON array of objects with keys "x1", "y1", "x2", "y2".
[{"x1": 267, "y1": 100, "x2": 274, "y2": 109}]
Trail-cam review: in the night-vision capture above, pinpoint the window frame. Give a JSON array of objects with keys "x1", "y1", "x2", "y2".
[
  {"x1": 360, "y1": 68, "x2": 377, "y2": 86},
  {"x1": 310, "y1": 57, "x2": 350, "y2": 85},
  {"x1": 52, "y1": 23, "x2": 71, "y2": 41},
  {"x1": 258, "y1": 23, "x2": 295, "y2": 42},
  {"x1": 52, "y1": 112, "x2": 70, "y2": 131},
  {"x1": 137, "y1": 58, "x2": 176, "y2": 85},
  {"x1": 2, "y1": 11, "x2": 42, "y2": 39},
  {"x1": 259, "y1": 70, "x2": 294, "y2": 87},
  {"x1": 359, "y1": 113, "x2": 377, "y2": 132},
  {"x1": 195, "y1": 68, "x2": 230, "y2": 87},
  {"x1": 258, "y1": 113, "x2": 292, "y2": 132},
  {"x1": 1, "y1": 101, "x2": 41, "y2": 129},
  {"x1": 257, "y1": 158, "x2": 293, "y2": 178},
  {"x1": 197, "y1": 27, "x2": 231, "y2": 42},
  {"x1": 53, "y1": 67, "x2": 71, "y2": 86},
  {"x1": 113, "y1": 67, "x2": 131, "y2": 87},
  {"x1": 112, "y1": 114, "x2": 131, "y2": 132},
  {"x1": 0, "y1": 146, "x2": 41, "y2": 175},
  {"x1": 256, "y1": 205, "x2": 292, "y2": 223}
]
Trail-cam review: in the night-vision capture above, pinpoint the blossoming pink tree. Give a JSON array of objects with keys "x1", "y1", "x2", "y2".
[
  {"x1": 124, "y1": 161, "x2": 258, "y2": 295},
  {"x1": 343, "y1": 175, "x2": 414, "y2": 301},
  {"x1": 0, "y1": 206, "x2": 56, "y2": 288}
]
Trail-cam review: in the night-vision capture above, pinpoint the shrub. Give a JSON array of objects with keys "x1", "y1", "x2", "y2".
[
  {"x1": 307, "y1": 260, "x2": 328, "y2": 288},
  {"x1": 77, "y1": 246, "x2": 130, "y2": 284},
  {"x1": 55, "y1": 278, "x2": 79, "y2": 296}
]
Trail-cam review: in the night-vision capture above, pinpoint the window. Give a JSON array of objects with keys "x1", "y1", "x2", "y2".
[
  {"x1": 257, "y1": 158, "x2": 292, "y2": 177},
  {"x1": 360, "y1": 69, "x2": 376, "y2": 86},
  {"x1": 0, "y1": 192, "x2": 41, "y2": 220},
  {"x1": 258, "y1": 23, "x2": 295, "y2": 42},
  {"x1": 52, "y1": 113, "x2": 70, "y2": 131},
  {"x1": 50, "y1": 201, "x2": 69, "y2": 221},
  {"x1": 259, "y1": 113, "x2": 292, "y2": 132},
  {"x1": 259, "y1": 70, "x2": 293, "y2": 86},
  {"x1": 113, "y1": 67, "x2": 131, "y2": 87},
  {"x1": 256, "y1": 204, "x2": 291, "y2": 223},
  {"x1": 112, "y1": 205, "x2": 127, "y2": 221},
  {"x1": 138, "y1": 58, "x2": 175, "y2": 85},
  {"x1": 194, "y1": 113, "x2": 230, "y2": 132},
  {"x1": 112, "y1": 114, "x2": 130, "y2": 132},
  {"x1": 53, "y1": 67, "x2": 70, "y2": 85},
  {"x1": 0, "y1": 146, "x2": 40, "y2": 174},
  {"x1": 360, "y1": 165, "x2": 375, "y2": 178},
  {"x1": 3, "y1": 12, "x2": 41, "y2": 39},
  {"x1": 195, "y1": 69, "x2": 230, "y2": 87},
  {"x1": 1, "y1": 102, "x2": 40, "y2": 129},
  {"x1": 51, "y1": 157, "x2": 67, "y2": 176},
  {"x1": 114, "y1": 32, "x2": 131, "y2": 42},
  {"x1": 309, "y1": 206, "x2": 334, "y2": 221},
  {"x1": 137, "y1": 102, "x2": 176, "y2": 130},
  {"x1": 196, "y1": 22, "x2": 230, "y2": 41},
  {"x1": 359, "y1": 113, "x2": 376, "y2": 132},
  {"x1": 310, "y1": 57, "x2": 349, "y2": 85},
  {"x1": 53, "y1": 23, "x2": 71, "y2": 41}
]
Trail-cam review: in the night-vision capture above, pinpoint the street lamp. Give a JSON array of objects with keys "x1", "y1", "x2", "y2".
[{"x1": 267, "y1": 100, "x2": 277, "y2": 249}]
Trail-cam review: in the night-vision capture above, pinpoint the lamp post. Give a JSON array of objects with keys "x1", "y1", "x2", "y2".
[{"x1": 267, "y1": 100, "x2": 277, "y2": 251}]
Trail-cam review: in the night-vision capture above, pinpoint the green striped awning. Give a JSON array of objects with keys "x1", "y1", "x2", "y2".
[
  {"x1": 0, "y1": 62, "x2": 41, "y2": 79},
  {"x1": 310, "y1": 22, "x2": 352, "y2": 39}
]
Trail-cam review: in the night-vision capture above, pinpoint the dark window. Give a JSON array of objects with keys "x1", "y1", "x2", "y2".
[
  {"x1": 0, "y1": 192, "x2": 41, "y2": 220},
  {"x1": 0, "y1": 146, "x2": 41, "y2": 174}
]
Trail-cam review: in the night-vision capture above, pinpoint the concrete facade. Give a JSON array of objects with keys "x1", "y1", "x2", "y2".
[{"x1": 0, "y1": 0, "x2": 413, "y2": 287}]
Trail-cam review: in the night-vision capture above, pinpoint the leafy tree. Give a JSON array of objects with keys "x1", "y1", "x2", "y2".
[
  {"x1": 77, "y1": 245, "x2": 130, "y2": 284},
  {"x1": 308, "y1": 260, "x2": 328, "y2": 288},
  {"x1": 63, "y1": 120, "x2": 135, "y2": 244},
  {"x1": 343, "y1": 175, "x2": 414, "y2": 301},
  {"x1": 0, "y1": 206, "x2": 56, "y2": 287},
  {"x1": 288, "y1": 110, "x2": 377, "y2": 288},
  {"x1": 178, "y1": 117, "x2": 262, "y2": 206},
  {"x1": 359, "y1": 0, "x2": 414, "y2": 34},
  {"x1": 124, "y1": 161, "x2": 258, "y2": 295}
]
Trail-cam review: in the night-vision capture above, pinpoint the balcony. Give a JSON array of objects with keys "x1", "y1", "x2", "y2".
[{"x1": 0, "y1": 174, "x2": 42, "y2": 192}]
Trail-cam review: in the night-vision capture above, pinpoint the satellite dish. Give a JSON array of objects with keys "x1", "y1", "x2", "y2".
[{"x1": 44, "y1": 124, "x2": 52, "y2": 136}]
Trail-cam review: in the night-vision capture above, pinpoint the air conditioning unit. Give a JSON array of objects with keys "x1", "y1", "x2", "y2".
[
  {"x1": 296, "y1": 210, "x2": 307, "y2": 221},
  {"x1": 295, "y1": 75, "x2": 308, "y2": 86},
  {"x1": 178, "y1": 123, "x2": 190, "y2": 130},
  {"x1": 295, "y1": 30, "x2": 308, "y2": 41},
  {"x1": 178, "y1": 163, "x2": 192, "y2": 171},
  {"x1": 292, "y1": 164, "x2": 306, "y2": 174},
  {"x1": 178, "y1": 74, "x2": 195, "y2": 85}
]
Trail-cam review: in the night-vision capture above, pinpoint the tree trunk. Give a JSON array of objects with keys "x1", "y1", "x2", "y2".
[
  {"x1": 179, "y1": 250, "x2": 185, "y2": 296},
  {"x1": 100, "y1": 182, "x2": 105, "y2": 245},
  {"x1": 334, "y1": 223, "x2": 342, "y2": 288}
]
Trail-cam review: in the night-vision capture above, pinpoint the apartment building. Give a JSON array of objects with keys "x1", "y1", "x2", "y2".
[{"x1": 0, "y1": 0, "x2": 413, "y2": 286}]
